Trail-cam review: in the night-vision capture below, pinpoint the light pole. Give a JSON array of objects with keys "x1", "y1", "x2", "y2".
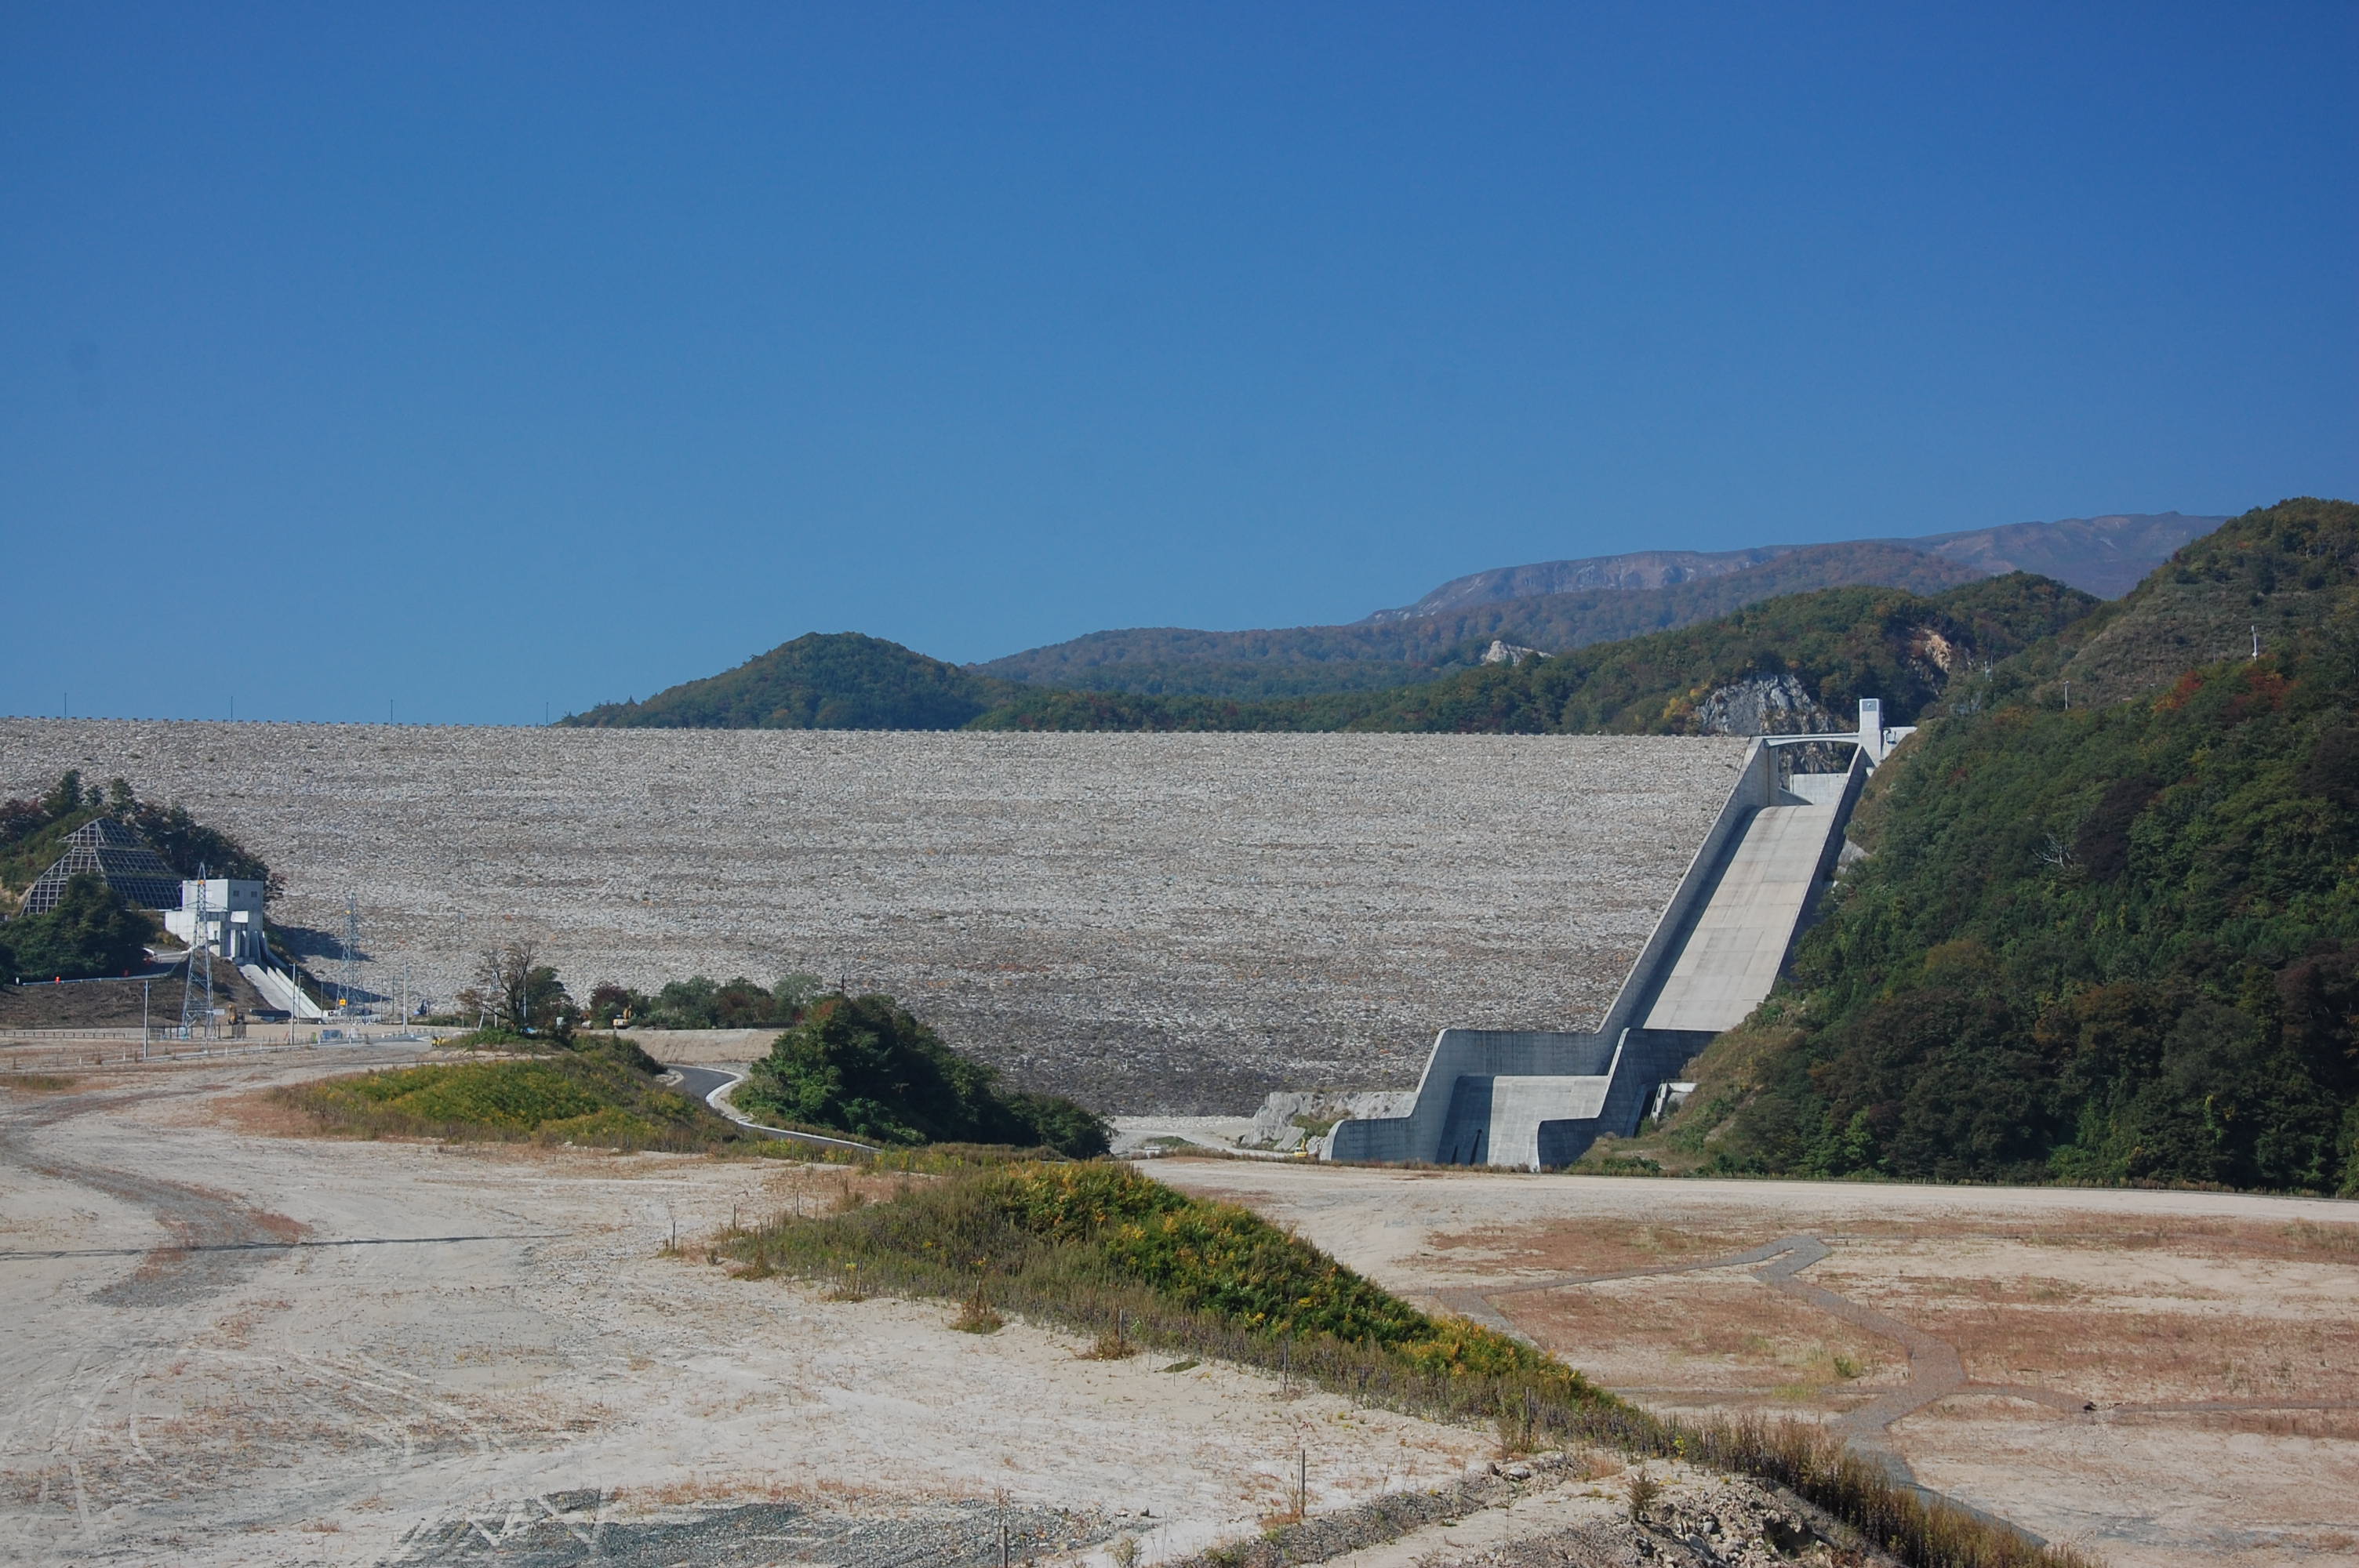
[{"x1": 141, "y1": 981, "x2": 149, "y2": 1062}]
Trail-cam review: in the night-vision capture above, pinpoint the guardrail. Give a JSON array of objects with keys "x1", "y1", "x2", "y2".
[{"x1": 2, "y1": 1033, "x2": 442, "y2": 1073}]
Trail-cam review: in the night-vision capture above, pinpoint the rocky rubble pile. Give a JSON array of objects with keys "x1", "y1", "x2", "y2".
[
  {"x1": 1, "y1": 721, "x2": 1743, "y2": 1111},
  {"x1": 1240, "y1": 1089, "x2": 1419, "y2": 1152}
]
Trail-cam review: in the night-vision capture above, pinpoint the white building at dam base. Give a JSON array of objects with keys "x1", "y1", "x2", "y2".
[{"x1": 163, "y1": 877, "x2": 268, "y2": 964}]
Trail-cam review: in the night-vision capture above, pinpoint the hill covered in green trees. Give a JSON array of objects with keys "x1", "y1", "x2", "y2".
[
  {"x1": 563, "y1": 631, "x2": 1020, "y2": 730},
  {"x1": 973, "y1": 572, "x2": 2097, "y2": 735},
  {"x1": 1619, "y1": 498, "x2": 2359, "y2": 1195},
  {"x1": 561, "y1": 572, "x2": 2094, "y2": 738},
  {"x1": 567, "y1": 544, "x2": 1994, "y2": 726},
  {"x1": 737, "y1": 992, "x2": 1110, "y2": 1157}
]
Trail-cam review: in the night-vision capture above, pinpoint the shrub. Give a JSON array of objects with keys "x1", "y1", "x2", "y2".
[
  {"x1": 6, "y1": 873, "x2": 154, "y2": 980},
  {"x1": 274, "y1": 1034, "x2": 740, "y2": 1152},
  {"x1": 738, "y1": 993, "x2": 1110, "y2": 1157}
]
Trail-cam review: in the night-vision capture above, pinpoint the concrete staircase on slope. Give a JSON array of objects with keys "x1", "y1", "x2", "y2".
[
  {"x1": 239, "y1": 961, "x2": 327, "y2": 1020},
  {"x1": 1329, "y1": 706, "x2": 1902, "y2": 1169}
]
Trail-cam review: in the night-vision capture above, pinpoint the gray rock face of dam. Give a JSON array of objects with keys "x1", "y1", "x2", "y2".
[{"x1": 0, "y1": 722, "x2": 1746, "y2": 1112}]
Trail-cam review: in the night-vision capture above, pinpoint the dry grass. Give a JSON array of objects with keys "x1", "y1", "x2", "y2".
[
  {"x1": 1919, "y1": 1303, "x2": 2359, "y2": 1403},
  {"x1": 1457, "y1": 1210, "x2": 2359, "y2": 1276},
  {"x1": 1427, "y1": 1218, "x2": 1761, "y2": 1274},
  {"x1": 2, "y1": 1073, "x2": 79, "y2": 1092},
  {"x1": 1505, "y1": 1274, "x2": 1890, "y2": 1396},
  {"x1": 951, "y1": 1276, "x2": 1005, "y2": 1334},
  {"x1": 1818, "y1": 1211, "x2": 2359, "y2": 1266},
  {"x1": 1571, "y1": 1450, "x2": 1625, "y2": 1482},
  {"x1": 613, "y1": 1471, "x2": 889, "y2": 1508},
  {"x1": 1078, "y1": 1323, "x2": 1138, "y2": 1360},
  {"x1": 2285, "y1": 1219, "x2": 2359, "y2": 1258},
  {"x1": 210, "y1": 1085, "x2": 336, "y2": 1138}
]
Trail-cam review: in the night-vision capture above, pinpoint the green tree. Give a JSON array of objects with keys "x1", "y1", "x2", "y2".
[
  {"x1": 472, "y1": 942, "x2": 574, "y2": 1036},
  {"x1": 7, "y1": 873, "x2": 154, "y2": 981},
  {"x1": 740, "y1": 993, "x2": 1108, "y2": 1156},
  {"x1": 650, "y1": 975, "x2": 721, "y2": 1027},
  {"x1": 1700, "y1": 500, "x2": 2359, "y2": 1196},
  {"x1": 129, "y1": 801, "x2": 281, "y2": 898},
  {"x1": 39, "y1": 771, "x2": 88, "y2": 819}
]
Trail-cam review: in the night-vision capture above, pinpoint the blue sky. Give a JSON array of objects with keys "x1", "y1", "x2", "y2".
[{"x1": 4, "y1": 2, "x2": 2353, "y2": 724}]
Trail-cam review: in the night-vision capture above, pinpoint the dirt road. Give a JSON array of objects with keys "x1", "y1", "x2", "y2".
[{"x1": 2, "y1": 1057, "x2": 1508, "y2": 1566}]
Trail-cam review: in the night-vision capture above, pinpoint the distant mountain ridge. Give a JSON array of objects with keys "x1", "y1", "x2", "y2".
[
  {"x1": 975, "y1": 572, "x2": 2099, "y2": 736},
  {"x1": 976, "y1": 541, "x2": 1979, "y2": 698},
  {"x1": 1361, "y1": 546, "x2": 1790, "y2": 622},
  {"x1": 569, "y1": 508, "x2": 2238, "y2": 724},
  {"x1": 1368, "y1": 512, "x2": 2221, "y2": 622},
  {"x1": 1886, "y1": 512, "x2": 2228, "y2": 598}
]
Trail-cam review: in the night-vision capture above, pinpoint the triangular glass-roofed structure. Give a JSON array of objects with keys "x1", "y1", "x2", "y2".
[{"x1": 20, "y1": 818, "x2": 185, "y2": 916}]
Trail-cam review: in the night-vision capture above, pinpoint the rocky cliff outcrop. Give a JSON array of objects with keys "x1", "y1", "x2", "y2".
[{"x1": 1689, "y1": 674, "x2": 1841, "y2": 736}]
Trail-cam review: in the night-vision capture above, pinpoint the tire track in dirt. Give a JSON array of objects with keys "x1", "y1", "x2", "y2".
[
  {"x1": 0, "y1": 1086, "x2": 301, "y2": 1306},
  {"x1": 1439, "y1": 1235, "x2": 2012, "y2": 1534},
  {"x1": 2, "y1": 1076, "x2": 319, "y2": 1559}
]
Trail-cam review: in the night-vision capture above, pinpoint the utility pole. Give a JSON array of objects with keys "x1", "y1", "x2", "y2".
[{"x1": 142, "y1": 981, "x2": 149, "y2": 1062}]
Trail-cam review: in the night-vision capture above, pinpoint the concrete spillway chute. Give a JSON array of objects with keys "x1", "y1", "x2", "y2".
[{"x1": 1329, "y1": 702, "x2": 1906, "y2": 1169}]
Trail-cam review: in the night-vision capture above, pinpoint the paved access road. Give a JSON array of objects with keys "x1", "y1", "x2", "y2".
[{"x1": 663, "y1": 1062, "x2": 878, "y2": 1154}]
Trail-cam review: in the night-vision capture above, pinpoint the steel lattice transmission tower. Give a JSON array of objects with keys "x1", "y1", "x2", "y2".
[
  {"x1": 338, "y1": 893, "x2": 363, "y2": 1015},
  {"x1": 180, "y1": 863, "x2": 214, "y2": 1039}
]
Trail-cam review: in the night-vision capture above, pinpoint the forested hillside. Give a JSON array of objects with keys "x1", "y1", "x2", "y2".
[
  {"x1": 972, "y1": 573, "x2": 2095, "y2": 735},
  {"x1": 564, "y1": 564, "x2": 2060, "y2": 735},
  {"x1": 978, "y1": 541, "x2": 1979, "y2": 699},
  {"x1": 1647, "y1": 498, "x2": 2359, "y2": 1195},
  {"x1": 564, "y1": 632, "x2": 1016, "y2": 730},
  {"x1": 558, "y1": 513, "x2": 2224, "y2": 724}
]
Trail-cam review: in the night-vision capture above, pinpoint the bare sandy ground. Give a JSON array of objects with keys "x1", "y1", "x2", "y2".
[
  {"x1": 21, "y1": 1054, "x2": 2357, "y2": 1566},
  {"x1": 0, "y1": 721, "x2": 1742, "y2": 1112},
  {"x1": 1150, "y1": 1160, "x2": 2359, "y2": 1567},
  {"x1": 1, "y1": 1057, "x2": 1537, "y2": 1566},
  {"x1": 616, "y1": 1029, "x2": 787, "y2": 1065}
]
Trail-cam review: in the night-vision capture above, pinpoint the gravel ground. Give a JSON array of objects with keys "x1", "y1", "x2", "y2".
[
  {"x1": 1154, "y1": 1161, "x2": 2359, "y2": 1567},
  {"x1": 0, "y1": 723, "x2": 1742, "y2": 1112},
  {"x1": 0, "y1": 1057, "x2": 1502, "y2": 1566}
]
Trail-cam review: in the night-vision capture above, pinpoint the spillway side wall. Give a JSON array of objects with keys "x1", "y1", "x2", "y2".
[
  {"x1": 1329, "y1": 1027, "x2": 1616, "y2": 1163},
  {"x1": 1330, "y1": 739, "x2": 1772, "y2": 1164},
  {"x1": 1598, "y1": 737, "x2": 1775, "y2": 1039}
]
